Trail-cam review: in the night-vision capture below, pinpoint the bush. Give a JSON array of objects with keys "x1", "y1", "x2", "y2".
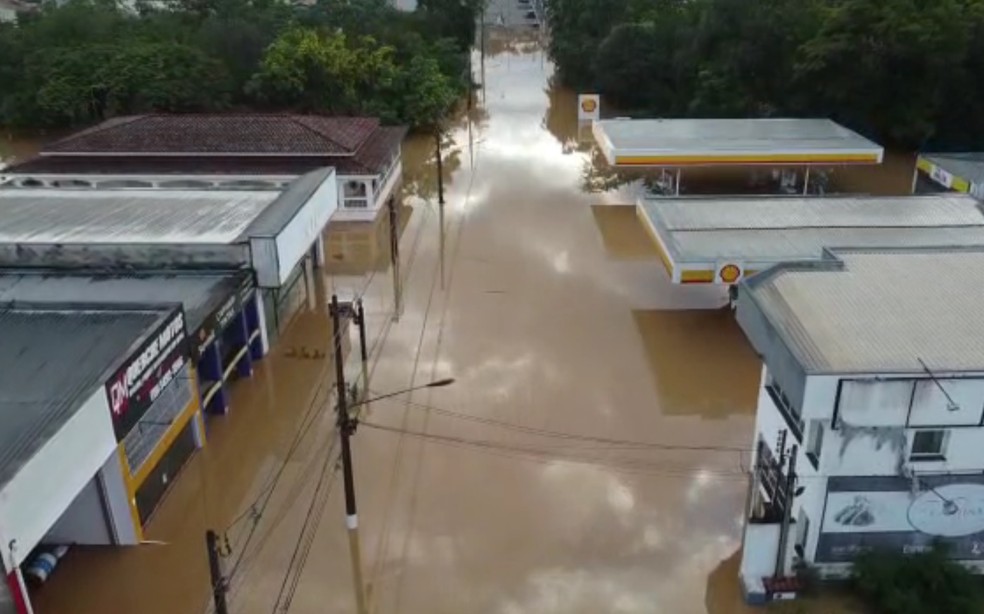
[{"x1": 852, "y1": 546, "x2": 984, "y2": 614}]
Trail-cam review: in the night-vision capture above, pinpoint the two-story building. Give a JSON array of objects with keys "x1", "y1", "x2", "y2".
[
  {"x1": 735, "y1": 246, "x2": 984, "y2": 603},
  {"x1": 2, "y1": 114, "x2": 407, "y2": 266}
]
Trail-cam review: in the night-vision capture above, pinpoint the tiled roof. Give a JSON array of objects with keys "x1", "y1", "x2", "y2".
[
  {"x1": 42, "y1": 114, "x2": 382, "y2": 156},
  {"x1": 11, "y1": 120, "x2": 406, "y2": 177}
]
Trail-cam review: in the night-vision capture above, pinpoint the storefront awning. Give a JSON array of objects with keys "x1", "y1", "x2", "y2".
[
  {"x1": 594, "y1": 118, "x2": 884, "y2": 167},
  {"x1": 637, "y1": 194, "x2": 984, "y2": 284}
]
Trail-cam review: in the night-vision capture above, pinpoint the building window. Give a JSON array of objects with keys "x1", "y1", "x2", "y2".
[
  {"x1": 806, "y1": 420, "x2": 824, "y2": 469},
  {"x1": 344, "y1": 180, "x2": 367, "y2": 198},
  {"x1": 766, "y1": 377, "x2": 804, "y2": 441},
  {"x1": 910, "y1": 430, "x2": 947, "y2": 461}
]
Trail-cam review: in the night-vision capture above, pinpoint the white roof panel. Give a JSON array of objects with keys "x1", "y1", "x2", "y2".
[
  {"x1": 595, "y1": 118, "x2": 883, "y2": 165},
  {"x1": 745, "y1": 248, "x2": 984, "y2": 373},
  {"x1": 0, "y1": 189, "x2": 279, "y2": 244},
  {"x1": 640, "y1": 195, "x2": 984, "y2": 264}
]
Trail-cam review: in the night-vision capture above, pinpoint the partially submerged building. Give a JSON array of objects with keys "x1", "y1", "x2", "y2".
[
  {"x1": 735, "y1": 247, "x2": 984, "y2": 603},
  {"x1": 0, "y1": 303, "x2": 203, "y2": 612},
  {"x1": 3, "y1": 114, "x2": 408, "y2": 265},
  {"x1": 636, "y1": 194, "x2": 984, "y2": 285},
  {"x1": 0, "y1": 169, "x2": 336, "y2": 337},
  {"x1": 592, "y1": 118, "x2": 884, "y2": 197}
]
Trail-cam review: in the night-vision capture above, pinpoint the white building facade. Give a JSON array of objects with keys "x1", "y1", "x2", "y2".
[{"x1": 735, "y1": 247, "x2": 984, "y2": 604}]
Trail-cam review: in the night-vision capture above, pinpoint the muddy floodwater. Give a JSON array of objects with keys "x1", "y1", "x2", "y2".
[{"x1": 14, "y1": 22, "x2": 916, "y2": 614}]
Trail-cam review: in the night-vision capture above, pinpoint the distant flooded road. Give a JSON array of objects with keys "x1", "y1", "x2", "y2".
[{"x1": 22, "y1": 23, "x2": 892, "y2": 614}]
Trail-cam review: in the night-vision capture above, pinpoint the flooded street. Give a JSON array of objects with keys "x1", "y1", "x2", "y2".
[{"x1": 17, "y1": 23, "x2": 902, "y2": 614}]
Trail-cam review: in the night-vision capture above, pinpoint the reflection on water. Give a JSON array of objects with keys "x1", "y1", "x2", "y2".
[
  {"x1": 591, "y1": 205, "x2": 659, "y2": 260},
  {"x1": 633, "y1": 309, "x2": 761, "y2": 419}
]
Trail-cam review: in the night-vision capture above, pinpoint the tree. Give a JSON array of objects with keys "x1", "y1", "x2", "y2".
[
  {"x1": 246, "y1": 28, "x2": 397, "y2": 115},
  {"x1": 852, "y1": 546, "x2": 984, "y2": 614}
]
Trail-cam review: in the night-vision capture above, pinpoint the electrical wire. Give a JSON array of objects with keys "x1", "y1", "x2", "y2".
[
  {"x1": 368, "y1": 392, "x2": 750, "y2": 453},
  {"x1": 271, "y1": 447, "x2": 340, "y2": 613},
  {"x1": 360, "y1": 421, "x2": 749, "y2": 480}
]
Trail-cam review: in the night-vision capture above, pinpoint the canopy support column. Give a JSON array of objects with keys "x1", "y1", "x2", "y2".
[
  {"x1": 675, "y1": 168, "x2": 682, "y2": 196},
  {"x1": 803, "y1": 167, "x2": 811, "y2": 195}
]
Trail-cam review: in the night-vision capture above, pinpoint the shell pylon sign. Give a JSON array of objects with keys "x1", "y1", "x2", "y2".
[{"x1": 578, "y1": 94, "x2": 600, "y2": 122}]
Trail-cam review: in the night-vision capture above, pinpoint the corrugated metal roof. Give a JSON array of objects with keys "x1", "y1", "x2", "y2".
[
  {"x1": 0, "y1": 308, "x2": 160, "y2": 489},
  {"x1": 640, "y1": 195, "x2": 984, "y2": 263},
  {"x1": 922, "y1": 153, "x2": 984, "y2": 186},
  {"x1": 0, "y1": 271, "x2": 244, "y2": 331},
  {"x1": 744, "y1": 248, "x2": 984, "y2": 374},
  {"x1": 0, "y1": 188, "x2": 279, "y2": 244},
  {"x1": 596, "y1": 118, "x2": 881, "y2": 156}
]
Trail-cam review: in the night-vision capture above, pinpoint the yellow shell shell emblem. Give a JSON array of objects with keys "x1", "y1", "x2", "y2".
[
  {"x1": 719, "y1": 264, "x2": 742, "y2": 284},
  {"x1": 581, "y1": 98, "x2": 597, "y2": 113}
]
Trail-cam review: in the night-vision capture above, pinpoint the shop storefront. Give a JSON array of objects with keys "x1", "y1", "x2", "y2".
[
  {"x1": 193, "y1": 275, "x2": 267, "y2": 415},
  {"x1": 106, "y1": 307, "x2": 206, "y2": 530}
]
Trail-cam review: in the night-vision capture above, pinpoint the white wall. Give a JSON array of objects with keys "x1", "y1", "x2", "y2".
[
  {"x1": 98, "y1": 449, "x2": 139, "y2": 545},
  {"x1": 251, "y1": 169, "x2": 338, "y2": 287},
  {"x1": 0, "y1": 388, "x2": 118, "y2": 567},
  {"x1": 801, "y1": 375, "x2": 840, "y2": 421},
  {"x1": 43, "y1": 478, "x2": 111, "y2": 545}
]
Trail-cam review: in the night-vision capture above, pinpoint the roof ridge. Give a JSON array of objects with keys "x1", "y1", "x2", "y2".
[
  {"x1": 289, "y1": 116, "x2": 351, "y2": 153},
  {"x1": 48, "y1": 115, "x2": 145, "y2": 149}
]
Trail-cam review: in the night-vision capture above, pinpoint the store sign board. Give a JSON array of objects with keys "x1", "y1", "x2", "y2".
[
  {"x1": 816, "y1": 475, "x2": 984, "y2": 562},
  {"x1": 106, "y1": 309, "x2": 188, "y2": 440},
  {"x1": 578, "y1": 94, "x2": 600, "y2": 122},
  {"x1": 193, "y1": 293, "x2": 240, "y2": 359}
]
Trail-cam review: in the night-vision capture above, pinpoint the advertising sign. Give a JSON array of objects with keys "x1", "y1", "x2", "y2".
[
  {"x1": 106, "y1": 309, "x2": 188, "y2": 440},
  {"x1": 816, "y1": 475, "x2": 984, "y2": 562},
  {"x1": 193, "y1": 293, "x2": 240, "y2": 359},
  {"x1": 578, "y1": 94, "x2": 600, "y2": 122}
]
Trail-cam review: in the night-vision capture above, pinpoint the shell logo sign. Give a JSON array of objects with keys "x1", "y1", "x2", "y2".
[
  {"x1": 578, "y1": 94, "x2": 600, "y2": 122},
  {"x1": 717, "y1": 263, "x2": 743, "y2": 284}
]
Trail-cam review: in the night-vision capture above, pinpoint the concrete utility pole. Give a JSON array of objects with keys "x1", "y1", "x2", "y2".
[
  {"x1": 205, "y1": 530, "x2": 229, "y2": 614},
  {"x1": 328, "y1": 294, "x2": 368, "y2": 614},
  {"x1": 387, "y1": 198, "x2": 402, "y2": 320}
]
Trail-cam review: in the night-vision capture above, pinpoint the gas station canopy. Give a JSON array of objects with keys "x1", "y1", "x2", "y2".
[
  {"x1": 637, "y1": 194, "x2": 984, "y2": 284},
  {"x1": 917, "y1": 153, "x2": 984, "y2": 200},
  {"x1": 593, "y1": 118, "x2": 884, "y2": 167}
]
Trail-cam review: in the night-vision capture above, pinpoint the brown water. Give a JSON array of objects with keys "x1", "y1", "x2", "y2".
[{"x1": 21, "y1": 26, "x2": 903, "y2": 614}]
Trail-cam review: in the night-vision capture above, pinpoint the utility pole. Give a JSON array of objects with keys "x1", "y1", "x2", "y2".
[
  {"x1": 435, "y1": 130, "x2": 445, "y2": 206},
  {"x1": 329, "y1": 295, "x2": 368, "y2": 614},
  {"x1": 205, "y1": 530, "x2": 229, "y2": 614},
  {"x1": 387, "y1": 197, "x2": 402, "y2": 320},
  {"x1": 774, "y1": 444, "x2": 798, "y2": 578}
]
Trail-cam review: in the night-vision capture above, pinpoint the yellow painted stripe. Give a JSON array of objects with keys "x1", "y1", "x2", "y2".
[
  {"x1": 745, "y1": 269, "x2": 760, "y2": 277},
  {"x1": 636, "y1": 205, "x2": 675, "y2": 278},
  {"x1": 131, "y1": 394, "x2": 202, "y2": 489},
  {"x1": 918, "y1": 157, "x2": 971, "y2": 193},
  {"x1": 615, "y1": 153, "x2": 880, "y2": 166},
  {"x1": 117, "y1": 446, "x2": 144, "y2": 542},
  {"x1": 680, "y1": 270, "x2": 715, "y2": 284}
]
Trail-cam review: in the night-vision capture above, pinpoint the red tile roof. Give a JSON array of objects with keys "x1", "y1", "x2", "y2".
[
  {"x1": 9, "y1": 127, "x2": 408, "y2": 178},
  {"x1": 42, "y1": 114, "x2": 382, "y2": 156}
]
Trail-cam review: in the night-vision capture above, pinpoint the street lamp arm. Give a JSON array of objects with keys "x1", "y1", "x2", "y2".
[{"x1": 350, "y1": 378, "x2": 455, "y2": 408}]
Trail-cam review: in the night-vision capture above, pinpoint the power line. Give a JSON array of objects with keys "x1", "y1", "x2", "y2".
[
  {"x1": 271, "y1": 448, "x2": 339, "y2": 613},
  {"x1": 368, "y1": 392, "x2": 749, "y2": 453},
  {"x1": 359, "y1": 421, "x2": 749, "y2": 480}
]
